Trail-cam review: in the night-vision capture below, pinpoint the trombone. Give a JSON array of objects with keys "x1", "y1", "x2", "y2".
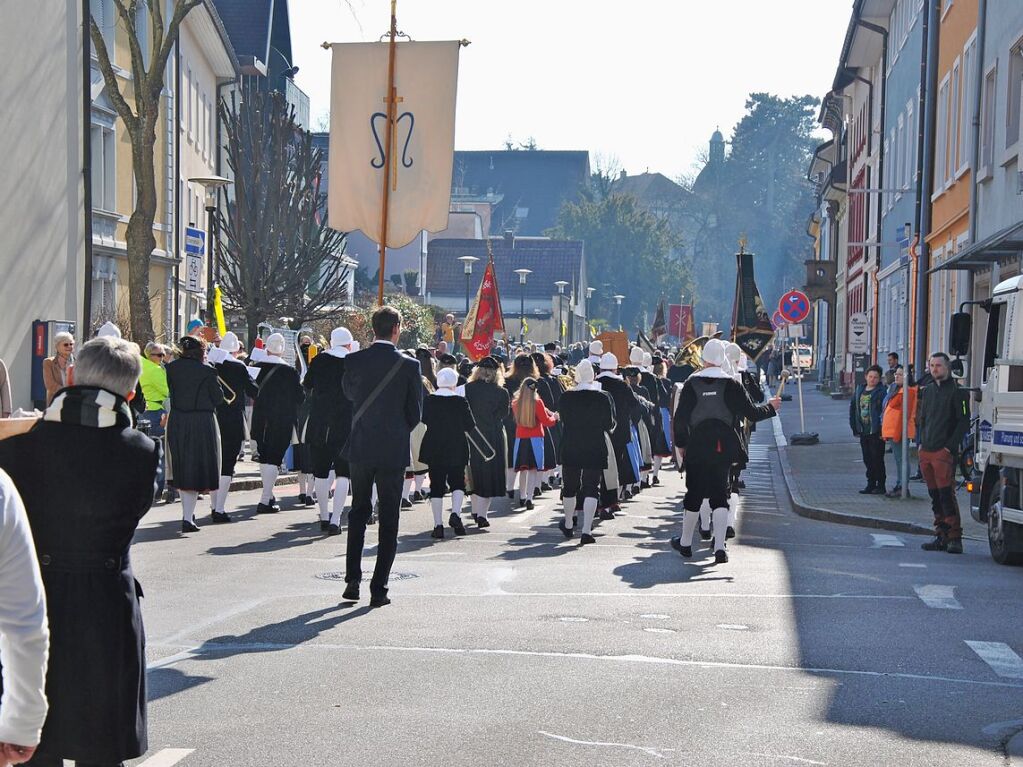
[{"x1": 218, "y1": 375, "x2": 237, "y2": 405}]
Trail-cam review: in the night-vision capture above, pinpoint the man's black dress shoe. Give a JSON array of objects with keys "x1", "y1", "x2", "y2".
[{"x1": 342, "y1": 582, "x2": 360, "y2": 601}]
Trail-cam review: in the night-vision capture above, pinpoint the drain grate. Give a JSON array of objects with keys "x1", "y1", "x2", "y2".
[{"x1": 315, "y1": 571, "x2": 419, "y2": 582}]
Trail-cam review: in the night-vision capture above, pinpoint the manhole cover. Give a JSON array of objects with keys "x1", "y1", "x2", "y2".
[{"x1": 315, "y1": 571, "x2": 419, "y2": 582}]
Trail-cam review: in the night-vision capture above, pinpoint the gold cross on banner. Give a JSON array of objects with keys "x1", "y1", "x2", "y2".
[{"x1": 383, "y1": 88, "x2": 404, "y2": 192}]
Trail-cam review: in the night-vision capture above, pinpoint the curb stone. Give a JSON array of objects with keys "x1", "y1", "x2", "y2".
[{"x1": 775, "y1": 445, "x2": 936, "y2": 537}]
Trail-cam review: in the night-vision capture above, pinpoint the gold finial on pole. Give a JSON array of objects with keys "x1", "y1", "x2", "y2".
[
  {"x1": 321, "y1": 42, "x2": 331, "y2": 50},
  {"x1": 738, "y1": 234, "x2": 748, "y2": 254}
]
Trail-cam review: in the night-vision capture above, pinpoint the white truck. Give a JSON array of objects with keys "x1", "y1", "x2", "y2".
[{"x1": 951, "y1": 275, "x2": 1023, "y2": 565}]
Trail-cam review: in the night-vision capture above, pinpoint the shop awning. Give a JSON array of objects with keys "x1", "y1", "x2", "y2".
[{"x1": 930, "y1": 220, "x2": 1023, "y2": 273}]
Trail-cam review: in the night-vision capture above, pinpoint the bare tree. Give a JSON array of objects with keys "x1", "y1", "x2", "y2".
[
  {"x1": 90, "y1": 0, "x2": 203, "y2": 341},
  {"x1": 217, "y1": 89, "x2": 350, "y2": 342}
]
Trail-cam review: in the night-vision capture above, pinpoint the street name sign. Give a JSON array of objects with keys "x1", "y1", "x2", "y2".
[{"x1": 184, "y1": 226, "x2": 205, "y2": 293}]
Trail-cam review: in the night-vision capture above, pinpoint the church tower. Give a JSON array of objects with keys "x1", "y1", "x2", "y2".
[{"x1": 709, "y1": 127, "x2": 725, "y2": 165}]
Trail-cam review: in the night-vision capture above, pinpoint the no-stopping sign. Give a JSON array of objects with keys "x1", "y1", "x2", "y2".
[{"x1": 779, "y1": 290, "x2": 811, "y2": 324}]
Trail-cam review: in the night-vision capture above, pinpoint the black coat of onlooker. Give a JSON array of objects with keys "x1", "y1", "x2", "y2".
[{"x1": 0, "y1": 388, "x2": 158, "y2": 764}]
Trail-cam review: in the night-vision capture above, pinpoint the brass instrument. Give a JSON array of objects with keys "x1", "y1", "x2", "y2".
[{"x1": 218, "y1": 375, "x2": 237, "y2": 405}]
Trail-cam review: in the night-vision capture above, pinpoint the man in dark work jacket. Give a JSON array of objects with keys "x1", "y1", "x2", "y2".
[{"x1": 341, "y1": 307, "x2": 422, "y2": 607}]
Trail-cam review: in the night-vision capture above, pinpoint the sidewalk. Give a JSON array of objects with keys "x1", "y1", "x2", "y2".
[{"x1": 773, "y1": 382, "x2": 986, "y2": 542}]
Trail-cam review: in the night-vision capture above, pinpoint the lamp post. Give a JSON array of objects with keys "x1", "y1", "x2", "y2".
[
  {"x1": 613, "y1": 294, "x2": 625, "y2": 331},
  {"x1": 554, "y1": 280, "x2": 569, "y2": 347},
  {"x1": 585, "y1": 286, "x2": 596, "y2": 334},
  {"x1": 188, "y1": 175, "x2": 231, "y2": 327},
  {"x1": 458, "y1": 256, "x2": 479, "y2": 316},
  {"x1": 515, "y1": 269, "x2": 532, "y2": 343}
]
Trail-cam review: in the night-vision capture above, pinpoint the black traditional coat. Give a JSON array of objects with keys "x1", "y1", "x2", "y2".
[
  {"x1": 0, "y1": 412, "x2": 158, "y2": 763},
  {"x1": 464, "y1": 380, "x2": 510, "y2": 497},
  {"x1": 165, "y1": 357, "x2": 223, "y2": 490},
  {"x1": 558, "y1": 387, "x2": 616, "y2": 470},
  {"x1": 419, "y1": 392, "x2": 477, "y2": 466},
  {"x1": 251, "y1": 360, "x2": 304, "y2": 466},
  {"x1": 303, "y1": 351, "x2": 353, "y2": 455},
  {"x1": 214, "y1": 358, "x2": 259, "y2": 475}
]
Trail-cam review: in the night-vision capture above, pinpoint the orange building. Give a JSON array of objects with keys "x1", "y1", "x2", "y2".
[{"x1": 925, "y1": 0, "x2": 978, "y2": 355}]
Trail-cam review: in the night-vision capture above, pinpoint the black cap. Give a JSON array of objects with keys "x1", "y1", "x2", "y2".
[
  {"x1": 543, "y1": 342, "x2": 558, "y2": 351},
  {"x1": 438, "y1": 353, "x2": 457, "y2": 365},
  {"x1": 477, "y1": 356, "x2": 499, "y2": 369},
  {"x1": 623, "y1": 366, "x2": 641, "y2": 377}
]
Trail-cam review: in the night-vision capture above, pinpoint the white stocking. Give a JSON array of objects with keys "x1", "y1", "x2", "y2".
[
  {"x1": 414, "y1": 474, "x2": 426, "y2": 493},
  {"x1": 527, "y1": 470, "x2": 540, "y2": 499},
  {"x1": 402, "y1": 477, "x2": 413, "y2": 501},
  {"x1": 315, "y1": 478, "x2": 332, "y2": 521},
  {"x1": 563, "y1": 494, "x2": 575, "y2": 528},
  {"x1": 471, "y1": 495, "x2": 486, "y2": 519},
  {"x1": 451, "y1": 490, "x2": 465, "y2": 518},
  {"x1": 330, "y1": 477, "x2": 350, "y2": 525},
  {"x1": 507, "y1": 469, "x2": 518, "y2": 495},
  {"x1": 699, "y1": 500, "x2": 711, "y2": 531},
  {"x1": 518, "y1": 471, "x2": 528, "y2": 501},
  {"x1": 580, "y1": 497, "x2": 598, "y2": 535},
  {"x1": 181, "y1": 490, "x2": 198, "y2": 522},
  {"x1": 431, "y1": 497, "x2": 444, "y2": 527},
  {"x1": 727, "y1": 494, "x2": 738, "y2": 530},
  {"x1": 259, "y1": 464, "x2": 278, "y2": 504},
  {"x1": 653, "y1": 456, "x2": 663, "y2": 479},
  {"x1": 712, "y1": 507, "x2": 729, "y2": 552},
  {"x1": 680, "y1": 510, "x2": 700, "y2": 546},
  {"x1": 216, "y1": 475, "x2": 231, "y2": 513}
]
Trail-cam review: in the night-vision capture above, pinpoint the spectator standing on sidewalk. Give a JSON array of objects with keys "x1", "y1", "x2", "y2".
[
  {"x1": 916, "y1": 352, "x2": 970, "y2": 554},
  {"x1": 881, "y1": 366, "x2": 917, "y2": 497},
  {"x1": 884, "y1": 352, "x2": 899, "y2": 386},
  {"x1": 849, "y1": 365, "x2": 887, "y2": 495}
]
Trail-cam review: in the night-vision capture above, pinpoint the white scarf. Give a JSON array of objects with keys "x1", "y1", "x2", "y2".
[
  {"x1": 692, "y1": 365, "x2": 732, "y2": 380},
  {"x1": 325, "y1": 347, "x2": 349, "y2": 359}
]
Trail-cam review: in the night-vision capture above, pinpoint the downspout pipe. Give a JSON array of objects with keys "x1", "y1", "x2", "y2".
[
  {"x1": 173, "y1": 41, "x2": 182, "y2": 338},
  {"x1": 968, "y1": 0, "x2": 988, "y2": 245},
  {"x1": 856, "y1": 19, "x2": 888, "y2": 359},
  {"x1": 965, "y1": 0, "x2": 987, "y2": 385},
  {"x1": 914, "y1": 0, "x2": 940, "y2": 374},
  {"x1": 82, "y1": 0, "x2": 94, "y2": 337}
]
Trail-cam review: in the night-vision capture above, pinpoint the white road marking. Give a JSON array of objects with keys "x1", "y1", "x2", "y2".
[
  {"x1": 966, "y1": 641, "x2": 1023, "y2": 679},
  {"x1": 559, "y1": 616, "x2": 589, "y2": 623},
  {"x1": 403, "y1": 551, "x2": 468, "y2": 558},
  {"x1": 913, "y1": 585, "x2": 962, "y2": 609},
  {"x1": 640, "y1": 613, "x2": 670, "y2": 620},
  {"x1": 136, "y1": 749, "x2": 195, "y2": 767},
  {"x1": 154, "y1": 639, "x2": 1023, "y2": 689},
  {"x1": 643, "y1": 627, "x2": 677, "y2": 634},
  {"x1": 871, "y1": 534, "x2": 905, "y2": 548},
  {"x1": 538, "y1": 730, "x2": 671, "y2": 759},
  {"x1": 898, "y1": 563, "x2": 927, "y2": 568},
  {"x1": 717, "y1": 624, "x2": 750, "y2": 631}
]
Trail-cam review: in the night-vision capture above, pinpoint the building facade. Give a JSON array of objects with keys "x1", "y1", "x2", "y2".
[{"x1": 0, "y1": 1, "x2": 86, "y2": 410}]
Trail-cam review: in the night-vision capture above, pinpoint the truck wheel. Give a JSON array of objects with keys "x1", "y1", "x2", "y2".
[{"x1": 988, "y1": 504, "x2": 1023, "y2": 566}]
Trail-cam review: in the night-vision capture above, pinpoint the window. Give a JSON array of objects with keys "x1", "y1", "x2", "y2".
[
  {"x1": 1007, "y1": 40, "x2": 1023, "y2": 149},
  {"x1": 907, "y1": 99, "x2": 917, "y2": 190},
  {"x1": 135, "y1": 1, "x2": 149, "y2": 67},
  {"x1": 949, "y1": 57, "x2": 961, "y2": 178},
  {"x1": 883, "y1": 136, "x2": 891, "y2": 210},
  {"x1": 186, "y1": 68, "x2": 194, "y2": 140},
  {"x1": 935, "y1": 75, "x2": 950, "y2": 191},
  {"x1": 91, "y1": 125, "x2": 116, "y2": 211},
  {"x1": 180, "y1": 67, "x2": 187, "y2": 130},
  {"x1": 199, "y1": 93, "x2": 206, "y2": 156},
  {"x1": 896, "y1": 114, "x2": 905, "y2": 197},
  {"x1": 960, "y1": 36, "x2": 977, "y2": 174},
  {"x1": 981, "y1": 65, "x2": 997, "y2": 172},
  {"x1": 90, "y1": 0, "x2": 115, "y2": 62}
]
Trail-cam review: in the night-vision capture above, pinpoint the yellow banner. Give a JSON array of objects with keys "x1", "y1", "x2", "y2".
[{"x1": 213, "y1": 285, "x2": 227, "y2": 337}]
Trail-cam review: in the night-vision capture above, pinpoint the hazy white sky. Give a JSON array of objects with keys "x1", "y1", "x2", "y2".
[{"x1": 290, "y1": 0, "x2": 854, "y2": 180}]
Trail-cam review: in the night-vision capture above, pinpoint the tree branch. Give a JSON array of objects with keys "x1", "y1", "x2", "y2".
[
  {"x1": 89, "y1": 15, "x2": 139, "y2": 132},
  {"x1": 151, "y1": 0, "x2": 202, "y2": 99},
  {"x1": 112, "y1": 0, "x2": 148, "y2": 111}
]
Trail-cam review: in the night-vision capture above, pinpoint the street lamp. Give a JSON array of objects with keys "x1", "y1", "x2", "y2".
[
  {"x1": 613, "y1": 294, "x2": 625, "y2": 331},
  {"x1": 515, "y1": 268, "x2": 532, "y2": 343},
  {"x1": 188, "y1": 174, "x2": 231, "y2": 327},
  {"x1": 554, "y1": 280, "x2": 569, "y2": 347},
  {"x1": 457, "y1": 256, "x2": 479, "y2": 315}
]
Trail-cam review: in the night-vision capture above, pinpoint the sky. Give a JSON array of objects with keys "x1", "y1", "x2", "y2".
[{"x1": 290, "y1": 0, "x2": 855, "y2": 181}]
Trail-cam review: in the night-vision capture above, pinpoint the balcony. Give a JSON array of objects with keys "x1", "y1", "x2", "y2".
[{"x1": 284, "y1": 78, "x2": 310, "y2": 130}]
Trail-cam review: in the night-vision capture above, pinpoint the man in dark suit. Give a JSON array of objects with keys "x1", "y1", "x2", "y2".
[{"x1": 341, "y1": 307, "x2": 422, "y2": 607}]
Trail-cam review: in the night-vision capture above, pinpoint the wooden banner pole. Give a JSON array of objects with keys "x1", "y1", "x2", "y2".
[{"x1": 376, "y1": 0, "x2": 399, "y2": 307}]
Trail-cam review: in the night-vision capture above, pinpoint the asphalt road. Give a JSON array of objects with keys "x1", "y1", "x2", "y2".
[{"x1": 126, "y1": 427, "x2": 1023, "y2": 767}]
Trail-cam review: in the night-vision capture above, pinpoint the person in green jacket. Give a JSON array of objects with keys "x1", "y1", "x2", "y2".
[{"x1": 140, "y1": 342, "x2": 171, "y2": 499}]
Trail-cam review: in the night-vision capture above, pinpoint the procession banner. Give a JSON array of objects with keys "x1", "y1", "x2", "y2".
[
  {"x1": 461, "y1": 260, "x2": 505, "y2": 361},
  {"x1": 731, "y1": 251, "x2": 775, "y2": 361},
  {"x1": 650, "y1": 300, "x2": 667, "y2": 342},
  {"x1": 667, "y1": 304, "x2": 696, "y2": 343},
  {"x1": 328, "y1": 41, "x2": 460, "y2": 248}
]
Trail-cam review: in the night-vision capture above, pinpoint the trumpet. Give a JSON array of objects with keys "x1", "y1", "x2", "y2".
[{"x1": 218, "y1": 375, "x2": 237, "y2": 405}]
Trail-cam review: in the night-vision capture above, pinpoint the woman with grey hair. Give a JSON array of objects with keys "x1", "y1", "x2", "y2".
[
  {"x1": 41, "y1": 332, "x2": 74, "y2": 405},
  {"x1": 0, "y1": 335, "x2": 158, "y2": 767}
]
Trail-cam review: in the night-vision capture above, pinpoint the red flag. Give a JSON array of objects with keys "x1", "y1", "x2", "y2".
[
  {"x1": 668, "y1": 304, "x2": 696, "y2": 342},
  {"x1": 460, "y1": 259, "x2": 505, "y2": 361}
]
